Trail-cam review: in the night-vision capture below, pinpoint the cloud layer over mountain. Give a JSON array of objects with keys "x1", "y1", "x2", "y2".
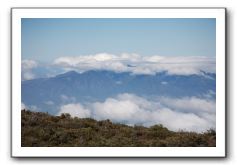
[
  {"x1": 21, "y1": 53, "x2": 215, "y2": 81},
  {"x1": 21, "y1": 59, "x2": 38, "y2": 80},
  {"x1": 22, "y1": 54, "x2": 216, "y2": 132},
  {"x1": 58, "y1": 93, "x2": 215, "y2": 133},
  {"x1": 53, "y1": 53, "x2": 216, "y2": 75}
]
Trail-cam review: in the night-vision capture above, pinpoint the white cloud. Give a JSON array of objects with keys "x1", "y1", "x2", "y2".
[
  {"x1": 115, "y1": 81, "x2": 122, "y2": 85},
  {"x1": 161, "y1": 81, "x2": 168, "y2": 85},
  {"x1": 160, "y1": 97, "x2": 216, "y2": 114},
  {"x1": 58, "y1": 103, "x2": 91, "y2": 118},
  {"x1": 92, "y1": 97, "x2": 143, "y2": 122},
  {"x1": 22, "y1": 72, "x2": 35, "y2": 80},
  {"x1": 202, "y1": 90, "x2": 216, "y2": 99},
  {"x1": 21, "y1": 102, "x2": 39, "y2": 111},
  {"x1": 22, "y1": 59, "x2": 38, "y2": 70},
  {"x1": 60, "y1": 94, "x2": 76, "y2": 103},
  {"x1": 21, "y1": 102, "x2": 27, "y2": 110},
  {"x1": 59, "y1": 93, "x2": 216, "y2": 133},
  {"x1": 151, "y1": 108, "x2": 211, "y2": 132},
  {"x1": 44, "y1": 101, "x2": 54, "y2": 105},
  {"x1": 53, "y1": 53, "x2": 215, "y2": 76},
  {"x1": 21, "y1": 59, "x2": 38, "y2": 80},
  {"x1": 160, "y1": 97, "x2": 216, "y2": 127},
  {"x1": 29, "y1": 105, "x2": 39, "y2": 111},
  {"x1": 21, "y1": 103, "x2": 39, "y2": 111}
]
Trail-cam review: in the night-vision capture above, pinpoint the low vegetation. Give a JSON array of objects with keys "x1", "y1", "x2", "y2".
[{"x1": 21, "y1": 110, "x2": 216, "y2": 147}]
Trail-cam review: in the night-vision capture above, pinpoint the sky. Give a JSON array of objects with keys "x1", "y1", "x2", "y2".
[{"x1": 22, "y1": 18, "x2": 216, "y2": 63}]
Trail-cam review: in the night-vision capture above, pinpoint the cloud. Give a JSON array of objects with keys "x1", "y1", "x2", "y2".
[
  {"x1": 21, "y1": 59, "x2": 38, "y2": 80},
  {"x1": 53, "y1": 53, "x2": 215, "y2": 76},
  {"x1": 21, "y1": 59, "x2": 66, "y2": 80},
  {"x1": 21, "y1": 53, "x2": 215, "y2": 80},
  {"x1": 60, "y1": 94, "x2": 76, "y2": 103},
  {"x1": 58, "y1": 93, "x2": 215, "y2": 132},
  {"x1": 92, "y1": 96, "x2": 148, "y2": 123},
  {"x1": 22, "y1": 72, "x2": 35, "y2": 80},
  {"x1": 21, "y1": 102, "x2": 39, "y2": 111},
  {"x1": 21, "y1": 102, "x2": 27, "y2": 110},
  {"x1": 202, "y1": 90, "x2": 216, "y2": 99},
  {"x1": 160, "y1": 97, "x2": 216, "y2": 115},
  {"x1": 157, "y1": 97, "x2": 216, "y2": 131},
  {"x1": 58, "y1": 103, "x2": 91, "y2": 118},
  {"x1": 161, "y1": 81, "x2": 168, "y2": 85},
  {"x1": 29, "y1": 105, "x2": 39, "y2": 111},
  {"x1": 44, "y1": 101, "x2": 54, "y2": 105},
  {"x1": 22, "y1": 59, "x2": 38, "y2": 70},
  {"x1": 151, "y1": 108, "x2": 211, "y2": 132}
]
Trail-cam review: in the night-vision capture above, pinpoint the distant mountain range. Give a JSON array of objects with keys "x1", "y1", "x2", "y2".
[{"x1": 22, "y1": 70, "x2": 216, "y2": 114}]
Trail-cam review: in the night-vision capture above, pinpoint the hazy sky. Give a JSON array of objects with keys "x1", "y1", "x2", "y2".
[{"x1": 22, "y1": 18, "x2": 216, "y2": 62}]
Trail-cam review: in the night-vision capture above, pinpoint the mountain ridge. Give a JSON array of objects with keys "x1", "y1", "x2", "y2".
[{"x1": 22, "y1": 70, "x2": 216, "y2": 115}]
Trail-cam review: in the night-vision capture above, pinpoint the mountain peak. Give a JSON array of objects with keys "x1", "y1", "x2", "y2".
[
  {"x1": 56, "y1": 70, "x2": 78, "y2": 78},
  {"x1": 65, "y1": 70, "x2": 78, "y2": 75}
]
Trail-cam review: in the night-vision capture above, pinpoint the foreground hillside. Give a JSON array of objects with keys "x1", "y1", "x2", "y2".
[{"x1": 21, "y1": 110, "x2": 216, "y2": 147}]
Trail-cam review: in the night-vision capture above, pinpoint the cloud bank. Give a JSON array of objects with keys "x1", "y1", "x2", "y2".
[
  {"x1": 22, "y1": 53, "x2": 216, "y2": 80},
  {"x1": 53, "y1": 53, "x2": 215, "y2": 75},
  {"x1": 58, "y1": 93, "x2": 215, "y2": 133},
  {"x1": 21, "y1": 102, "x2": 39, "y2": 111},
  {"x1": 21, "y1": 59, "x2": 38, "y2": 80},
  {"x1": 21, "y1": 59, "x2": 65, "y2": 81},
  {"x1": 21, "y1": 102, "x2": 27, "y2": 110},
  {"x1": 58, "y1": 103, "x2": 91, "y2": 118}
]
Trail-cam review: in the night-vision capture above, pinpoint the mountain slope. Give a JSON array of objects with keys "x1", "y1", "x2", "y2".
[{"x1": 22, "y1": 70, "x2": 216, "y2": 114}]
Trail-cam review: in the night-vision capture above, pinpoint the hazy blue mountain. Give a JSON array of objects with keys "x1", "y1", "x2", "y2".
[{"x1": 22, "y1": 70, "x2": 216, "y2": 114}]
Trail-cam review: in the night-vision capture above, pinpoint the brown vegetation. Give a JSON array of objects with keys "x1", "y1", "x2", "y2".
[{"x1": 21, "y1": 110, "x2": 216, "y2": 147}]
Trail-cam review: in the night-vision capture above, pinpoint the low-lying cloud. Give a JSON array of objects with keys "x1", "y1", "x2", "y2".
[
  {"x1": 21, "y1": 102, "x2": 39, "y2": 111},
  {"x1": 21, "y1": 102, "x2": 27, "y2": 110},
  {"x1": 58, "y1": 93, "x2": 215, "y2": 133},
  {"x1": 58, "y1": 103, "x2": 91, "y2": 118},
  {"x1": 22, "y1": 53, "x2": 216, "y2": 80},
  {"x1": 21, "y1": 60, "x2": 65, "y2": 81},
  {"x1": 21, "y1": 59, "x2": 38, "y2": 80},
  {"x1": 53, "y1": 53, "x2": 215, "y2": 76}
]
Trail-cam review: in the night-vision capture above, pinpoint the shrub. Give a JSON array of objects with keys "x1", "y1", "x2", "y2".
[{"x1": 21, "y1": 110, "x2": 216, "y2": 147}]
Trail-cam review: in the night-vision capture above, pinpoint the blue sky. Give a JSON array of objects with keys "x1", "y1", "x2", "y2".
[{"x1": 22, "y1": 18, "x2": 216, "y2": 63}]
